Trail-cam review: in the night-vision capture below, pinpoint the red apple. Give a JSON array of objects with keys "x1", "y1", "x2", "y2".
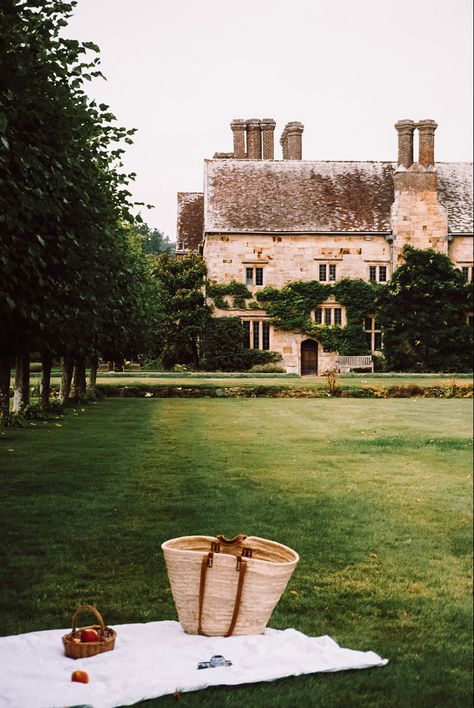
[
  {"x1": 80, "y1": 628, "x2": 100, "y2": 643},
  {"x1": 71, "y1": 670, "x2": 89, "y2": 684}
]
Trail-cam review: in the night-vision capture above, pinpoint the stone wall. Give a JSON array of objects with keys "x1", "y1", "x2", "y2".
[
  {"x1": 391, "y1": 166, "x2": 449, "y2": 263},
  {"x1": 204, "y1": 232, "x2": 393, "y2": 287}
]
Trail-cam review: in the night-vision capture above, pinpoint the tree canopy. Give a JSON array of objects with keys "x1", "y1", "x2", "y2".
[
  {"x1": 150, "y1": 253, "x2": 209, "y2": 368},
  {"x1": 378, "y1": 246, "x2": 472, "y2": 371},
  {"x1": 136, "y1": 223, "x2": 175, "y2": 256},
  {"x1": 0, "y1": 0, "x2": 163, "y2": 416}
]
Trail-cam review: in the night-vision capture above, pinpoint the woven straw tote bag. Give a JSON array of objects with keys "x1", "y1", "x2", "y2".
[{"x1": 161, "y1": 534, "x2": 299, "y2": 637}]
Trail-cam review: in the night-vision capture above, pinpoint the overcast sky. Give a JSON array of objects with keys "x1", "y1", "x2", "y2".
[{"x1": 65, "y1": 0, "x2": 473, "y2": 241}]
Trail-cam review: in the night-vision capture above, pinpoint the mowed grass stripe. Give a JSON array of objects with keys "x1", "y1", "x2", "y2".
[{"x1": 0, "y1": 398, "x2": 472, "y2": 707}]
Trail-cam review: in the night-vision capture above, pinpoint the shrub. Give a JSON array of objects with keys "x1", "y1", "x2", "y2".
[
  {"x1": 201, "y1": 317, "x2": 247, "y2": 371},
  {"x1": 240, "y1": 349, "x2": 282, "y2": 370},
  {"x1": 173, "y1": 363, "x2": 190, "y2": 372},
  {"x1": 201, "y1": 317, "x2": 283, "y2": 371},
  {"x1": 323, "y1": 369, "x2": 341, "y2": 396},
  {"x1": 141, "y1": 358, "x2": 164, "y2": 371},
  {"x1": 248, "y1": 363, "x2": 286, "y2": 373},
  {"x1": 372, "y1": 352, "x2": 387, "y2": 372},
  {"x1": 386, "y1": 384, "x2": 425, "y2": 398}
]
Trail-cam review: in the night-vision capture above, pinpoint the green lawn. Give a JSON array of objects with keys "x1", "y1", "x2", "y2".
[{"x1": 1, "y1": 399, "x2": 472, "y2": 706}]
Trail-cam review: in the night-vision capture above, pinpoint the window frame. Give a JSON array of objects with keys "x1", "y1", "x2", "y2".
[
  {"x1": 241, "y1": 319, "x2": 271, "y2": 350},
  {"x1": 318, "y1": 262, "x2": 337, "y2": 282},
  {"x1": 364, "y1": 316, "x2": 382, "y2": 352},
  {"x1": 314, "y1": 305, "x2": 344, "y2": 328},
  {"x1": 369, "y1": 265, "x2": 388, "y2": 283},
  {"x1": 245, "y1": 266, "x2": 265, "y2": 286}
]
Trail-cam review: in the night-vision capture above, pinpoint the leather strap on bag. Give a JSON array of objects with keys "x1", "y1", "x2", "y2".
[
  {"x1": 198, "y1": 552, "x2": 214, "y2": 635},
  {"x1": 225, "y1": 557, "x2": 247, "y2": 637},
  {"x1": 197, "y1": 550, "x2": 248, "y2": 637}
]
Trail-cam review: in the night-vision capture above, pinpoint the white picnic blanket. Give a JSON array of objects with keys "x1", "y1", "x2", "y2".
[{"x1": 0, "y1": 620, "x2": 388, "y2": 708}]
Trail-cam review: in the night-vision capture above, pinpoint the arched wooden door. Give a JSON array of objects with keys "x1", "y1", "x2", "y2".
[{"x1": 301, "y1": 339, "x2": 318, "y2": 375}]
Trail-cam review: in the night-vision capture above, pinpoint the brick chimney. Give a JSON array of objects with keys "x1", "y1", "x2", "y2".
[
  {"x1": 261, "y1": 119, "x2": 276, "y2": 159},
  {"x1": 280, "y1": 127, "x2": 289, "y2": 159},
  {"x1": 394, "y1": 119, "x2": 415, "y2": 168},
  {"x1": 282, "y1": 121, "x2": 304, "y2": 160},
  {"x1": 231, "y1": 119, "x2": 246, "y2": 158},
  {"x1": 417, "y1": 119, "x2": 437, "y2": 167},
  {"x1": 246, "y1": 119, "x2": 262, "y2": 159}
]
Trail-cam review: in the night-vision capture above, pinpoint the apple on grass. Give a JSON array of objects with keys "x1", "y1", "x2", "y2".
[
  {"x1": 71, "y1": 670, "x2": 89, "y2": 683},
  {"x1": 80, "y1": 628, "x2": 100, "y2": 642}
]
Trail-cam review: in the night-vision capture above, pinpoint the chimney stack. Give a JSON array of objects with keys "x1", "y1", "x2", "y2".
[
  {"x1": 282, "y1": 121, "x2": 304, "y2": 160},
  {"x1": 261, "y1": 119, "x2": 276, "y2": 159},
  {"x1": 417, "y1": 119, "x2": 437, "y2": 167},
  {"x1": 280, "y1": 127, "x2": 289, "y2": 159},
  {"x1": 246, "y1": 119, "x2": 262, "y2": 159},
  {"x1": 394, "y1": 119, "x2": 416, "y2": 168},
  {"x1": 231, "y1": 119, "x2": 246, "y2": 158}
]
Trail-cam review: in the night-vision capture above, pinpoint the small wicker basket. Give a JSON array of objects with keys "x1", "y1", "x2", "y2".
[
  {"x1": 62, "y1": 604, "x2": 116, "y2": 659},
  {"x1": 162, "y1": 534, "x2": 299, "y2": 637}
]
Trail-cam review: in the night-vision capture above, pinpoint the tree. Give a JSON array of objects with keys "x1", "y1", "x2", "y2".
[
  {"x1": 0, "y1": 0, "x2": 163, "y2": 417},
  {"x1": 150, "y1": 253, "x2": 210, "y2": 368},
  {"x1": 137, "y1": 223, "x2": 175, "y2": 256},
  {"x1": 378, "y1": 246, "x2": 472, "y2": 371}
]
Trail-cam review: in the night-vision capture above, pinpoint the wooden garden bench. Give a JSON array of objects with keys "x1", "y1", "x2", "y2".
[{"x1": 335, "y1": 355, "x2": 374, "y2": 373}]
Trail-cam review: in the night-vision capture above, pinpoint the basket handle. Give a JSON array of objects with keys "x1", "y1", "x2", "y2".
[
  {"x1": 198, "y1": 552, "x2": 248, "y2": 637},
  {"x1": 71, "y1": 604, "x2": 106, "y2": 633}
]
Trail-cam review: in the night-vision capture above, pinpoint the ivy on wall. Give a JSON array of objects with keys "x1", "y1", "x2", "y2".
[
  {"x1": 207, "y1": 281, "x2": 252, "y2": 310},
  {"x1": 207, "y1": 278, "x2": 381, "y2": 355},
  {"x1": 206, "y1": 247, "x2": 472, "y2": 369},
  {"x1": 256, "y1": 279, "x2": 382, "y2": 355}
]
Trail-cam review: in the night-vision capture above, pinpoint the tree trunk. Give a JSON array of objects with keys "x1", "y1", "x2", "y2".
[
  {"x1": 40, "y1": 354, "x2": 52, "y2": 406},
  {"x1": 89, "y1": 354, "x2": 99, "y2": 388},
  {"x1": 12, "y1": 353, "x2": 30, "y2": 413},
  {"x1": 60, "y1": 354, "x2": 74, "y2": 404},
  {"x1": 73, "y1": 357, "x2": 86, "y2": 399},
  {"x1": 0, "y1": 357, "x2": 11, "y2": 419}
]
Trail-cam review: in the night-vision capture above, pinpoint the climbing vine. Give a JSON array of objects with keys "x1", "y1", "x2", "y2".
[
  {"x1": 207, "y1": 278, "x2": 382, "y2": 356},
  {"x1": 207, "y1": 281, "x2": 252, "y2": 309},
  {"x1": 256, "y1": 279, "x2": 382, "y2": 355}
]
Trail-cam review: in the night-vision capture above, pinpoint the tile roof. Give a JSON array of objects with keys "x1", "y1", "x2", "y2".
[
  {"x1": 437, "y1": 163, "x2": 473, "y2": 233},
  {"x1": 204, "y1": 160, "x2": 473, "y2": 234},
  {"x1": 177, "y1": 192, "x2": 204, "y2": 251}
]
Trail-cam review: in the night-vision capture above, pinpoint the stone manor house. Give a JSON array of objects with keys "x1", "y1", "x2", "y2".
[{"x1": 176, "y1": 118, "x2": 473, "y2": 375}]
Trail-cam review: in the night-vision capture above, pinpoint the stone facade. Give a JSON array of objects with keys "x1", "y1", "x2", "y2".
[{"x1": 177, "y1": 118, "x2": 473, "y2": 374}]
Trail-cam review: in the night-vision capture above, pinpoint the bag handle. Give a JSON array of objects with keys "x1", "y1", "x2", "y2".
[
  {"x1": 216, "y1": 534, "x2": 247, "y2": 545},
  {"x1": 197, "y1": 552, "x2": 248, "y2": 637}
]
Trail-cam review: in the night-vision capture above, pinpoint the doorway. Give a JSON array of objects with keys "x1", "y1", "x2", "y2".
[{"x1": 301, "y1": 339, "x2": 318, "y2": 375}]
